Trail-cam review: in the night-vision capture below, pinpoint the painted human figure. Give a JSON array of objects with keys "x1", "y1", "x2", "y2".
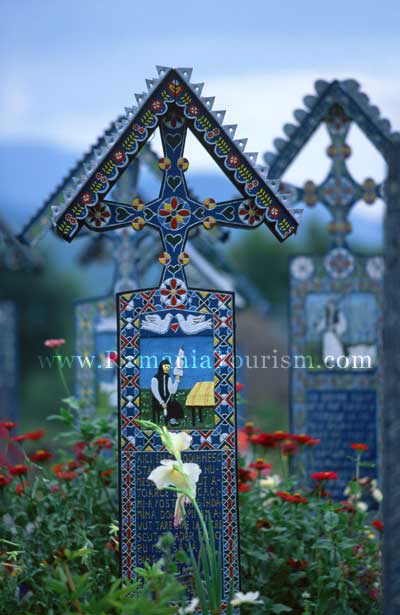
[{"x1": 151, "y1": 359, "x2": 184, "y2": 426}]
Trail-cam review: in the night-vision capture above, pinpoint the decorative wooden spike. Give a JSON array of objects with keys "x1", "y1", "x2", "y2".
[
  {"x1": 303, "y1": 95, "x2": 317, "y2": 109},
  {"x1": 378, "y1": 118, "x2": 391, "y2": 134},
  {"x1": 84, "y1": 162, "x2": 93, "y2": 175},
  {"x1": 273, "y1": 137, "x2": 287, "y2": 152},
  {"x1": 244, "y1": 152, "x2": 258, "y2": 163},
  {"x1": 201, "y1": 96, "x2": 215, "y2": 110},
  {"x1": 105, "y1": 133, "x2": 116, "y2": 145},
  {"x1": 125, "y1": 106, "x2": 137, "y2": 118},
  {"x1": 266, "y1": 179, "x2": 280, "y2": 191},
  {"x1": 51, "y1": 205, "x2": 61, "y2": 216},
  {"x1": 223, "y1": 124, "x2": 237, "y2": 138},
  {"x1": 355, "y1": 92, "x2": 370, "y2": 106},
  {"x1": 94, "y1": 147, "x2": 104, "y2": 158},
  {"x1": 294, "y1": 109, "x2": 307, "y2": 123},
  {"x1": 283, "y1": 123, "x2": 297, "y2": 137},
  {"x1": 145, "y1": 79, "x2": 154, "y2": 91},
  {"x1": 156, "y1": 65, "x2": 171, "y2": 76},
  {"x1": 72, "y1": 176, "x2": 82, "y2": 187},
  {"x1": 135, "y1": 92, "x2": 147, "y2": 105},
  {"x1": 191, "y1": 83, "x2": 204, "y2": 96},
  {"x1": 368, "y1": 105, "x2": 380, "y2": 119},
  {"x1": 256, "y1": 164, "x2": 270, "y2": 178},
  {"x1": 212, "y1": 110, "x2": 226, "y2": 123},
  {"x1": 314, "y1": 79, "x2": 329, "y2": 95},
  {"x1": 63, "y1": 189, "x2": 73, "y2": 202},
  {"x1": 177, "y1": 67, "x2": 193, "y2": 81},
  {"x1": 341, "y1": 78, "x2": 360, "y2": 92},
  {"x1": 233, "y1": 138, "x2": 248, "y2": 151},
  {"x1": 263, "y1": 152, "x2": 275, "y2": 165}
]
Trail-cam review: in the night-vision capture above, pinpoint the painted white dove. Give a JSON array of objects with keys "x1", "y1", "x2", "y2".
[
  {"x1": 141, "y1": 313, "x2": 174, "y2": 334},
  {"x1": 175, "y1": 313, "x2": 212, "y2": 334}
]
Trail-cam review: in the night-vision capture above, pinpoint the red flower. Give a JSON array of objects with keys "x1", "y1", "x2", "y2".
[
  {"x1": 256, "y1": 519, "x2": 271, "y2": 530},
  {"x1": 109, "y1": 351, "x2": 118, "y2": 364},
  {"x1": 15, "y1": 481, "x2": 30, "y2": 495},
  {"x1": 335, "y1": 501, "x2": 355, "y2": 513},
  {"x1": 44, "y1": 339, "x2": 66, "y2": 348},
  {"x1": 0, "y1": 474, "x2": 12, "y2": 488},
  {"x1": 249, "y1": 459, "x2": 272, "y2": 472},
  {"x1": 351, "y1": 443, "x2": 369, "y2": 451},
  {"x1": 100, "y1": 469, "x2": 114, "y2": 484},
  {"x1": 287, "y1": 558, "x2": 308, "y2": 569},
  {"x1": 238, "y1": 468, "x2": 254, "y2": 483},
  {"x1": 281, "y1": 440, "x2": 298, "y2": 456},
  {"x1": 238, "y1": 483, "x2": 251, "y2": 493},
  {"x1": 252, "y1": 433, "x2": 277, "y2": 448},
  {"x1": 372, "y1": 520, "x2": 384, "y2": 533},
  {"x1": 0, "y1": 421, "x2": 17, "y2": 430},
  {"x1": 56, "y1": 470, "x2": 78, "y2": 481},
  {"x1": 9, "y1": 464, "x2": 28, "y2": 476},
  {"x1": 274, "y1": 431, "x2": 291, "y2": 441},
  {"x1": 305, "y1": 438, "x2": 321, "y2": 446},
  {"x1": 29, "y1": 450, "x2": 53, "y2": 462},
  {"x1": 276, "y1": 491, "x2": 308, "y2": 504},
  {"x1": 292, "y1": 434, "x2": 313, "y2": 445},
  {"x1": 95, "y1": 437, "x2": 112, "y2": 450},
  {"x1": 12, "y1": 429, "x2": 46, "y2": 443},
  {"x1": 74, "y1": 442, "x2": 90, "y2": 463},
  {"x1": 311, "y1": 471, "x2": 338, "y2": 481},
  {"x1": 236, "y1": 382, "x2": 245, "y2": 393}
]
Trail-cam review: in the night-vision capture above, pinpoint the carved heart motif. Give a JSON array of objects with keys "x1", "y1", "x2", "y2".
[
  {"x1": 144, "y1": 209, "x2": 155, "y2": 221},
  {"x1": 167, "y1": 175, "x2": 182, "y2": 191},
  {"x1": 166, "y1": 134, "x2": 182, "y2": 150},
  {"x1": 168, "y1": 265, "x2": 181, "y2": 274},
  {"x1": 222, "y1": 206, "x2": 234, "y2": 221},
  {"x1": 116, "y1": 207, "x2": 130, "y2": 222},
  {"x1": 165, "y1": 234, "x2": 182, "y2": 249}
]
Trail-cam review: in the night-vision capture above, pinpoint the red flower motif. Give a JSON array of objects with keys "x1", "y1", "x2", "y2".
[
  {"x1": 351, "y1": 443, "x2": 369, "y2": 451},
  {"x1": 268, "y1": 206, "x2": 280, "y2": 219},
  {"x1": 187, "y1": 104, "x2": 200, "y2": 116},
  {"x1": 372, "y1": 519, "x2": 384, "y2": 533},
  {"x1": 44, "y1": 339, "x2": 65, "y2": 348},
  {"x1": 112, "y1": 150, "x2": 125, "y2": 164},
  {"x1": 95, "y1": 171, "x2": 107, "y2": 183},
  {"x1": 151, "y1": 99, "x2": 163, "y2": 112},
  {"x1": 0, "y1": 474, "x2": 12, "y2": 488},
  {"x1": 160, "y1": 277, "x2": 187, "y2": 308},
  {"x1": 87, "y1": 203, "x2": 111, "y2": 228},
  {"x1": 0, "y1": 421, "x2": 17, "y2": 430},
  {"x1": 311, "y1": 471, "x2": 338, "y2": 481},
  {"x1": 227, "y1": 153, "x2": 240, "y2": 168},
  {"x1": 158, "y1": 197, "x2": 190, "y2": 231},
  {"x1": 9, "y1": 464, "x2": 28, "y2": 476},
  {"x1": 29, "y1": 450, "x2": 53, "y2": 463},
  {"x1": 81, "y1": 192, "x2": 93, "y2": 204}
]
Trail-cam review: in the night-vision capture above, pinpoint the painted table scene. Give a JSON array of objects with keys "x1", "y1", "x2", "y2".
[{"x1": 1, "y1": 13, "x2": 398, "y2": 612}]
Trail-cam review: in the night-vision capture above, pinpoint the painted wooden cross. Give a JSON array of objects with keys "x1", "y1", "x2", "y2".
[{"x1": 52, "y1": 66, "x2": 299, "y2": 608}]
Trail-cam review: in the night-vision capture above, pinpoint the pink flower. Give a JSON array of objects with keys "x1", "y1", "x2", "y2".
[
  {"x1": 44, "y1": 339, "x2": 66, "y2": 348},
  {"x1": 236, "y1": 382, "x2": 245, "y2": 393}
]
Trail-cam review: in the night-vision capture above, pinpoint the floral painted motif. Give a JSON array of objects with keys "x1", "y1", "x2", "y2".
[
  {"x1": 159, "y1": 277, "x2": 187, "y2": 307},
  {"x1": 158, "y1": 197, "x2": 190, "y2": 231},
  {"x1": 238, "y1": 200, "x2": 264, "y2": 227},
  {"x1": 324, "y1": 247, "x2": 355, "y2": 279},
  {"x1": 290, "y1": 256, "x2": 315, "y2": 281},
  {"x1": 86, "y1": 203, "x2": 111, "y2": 228},
  {"x1": 227, "y1": 153, "x2": 240, "y2": 168}
]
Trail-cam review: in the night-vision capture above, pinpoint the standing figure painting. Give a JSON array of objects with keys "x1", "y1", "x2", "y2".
[{"x1": 151, "y1": 358, "x2": 184, "y2": 426}]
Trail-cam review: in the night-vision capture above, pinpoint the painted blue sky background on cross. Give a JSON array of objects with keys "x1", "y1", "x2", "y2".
[{"x1": 1, "y1": 0, "x2": 399, "y2": 255}]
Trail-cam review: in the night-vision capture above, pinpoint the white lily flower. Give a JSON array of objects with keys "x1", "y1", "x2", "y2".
[
  {"x1": 372, "y1": 488, "x2": 383, "y2": 502},
  {"x1": 356, "y1": 501, "x2": 368, "y2": 512},
  {"x1": 259, "y1": 474, "x2": 281, "y2": 490},
  {"x1": 231, "y1": 591, "x2": 262, "y2": 606},
  {"x1": 148, "y1": 459, "x2": 201, "y2": 527},
  {"x1": 177, "y1": 597, "x2": 199, "y2": 614},
  {"x1": 161, "y1": 429, "x2": 192, "y2": 457}
]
